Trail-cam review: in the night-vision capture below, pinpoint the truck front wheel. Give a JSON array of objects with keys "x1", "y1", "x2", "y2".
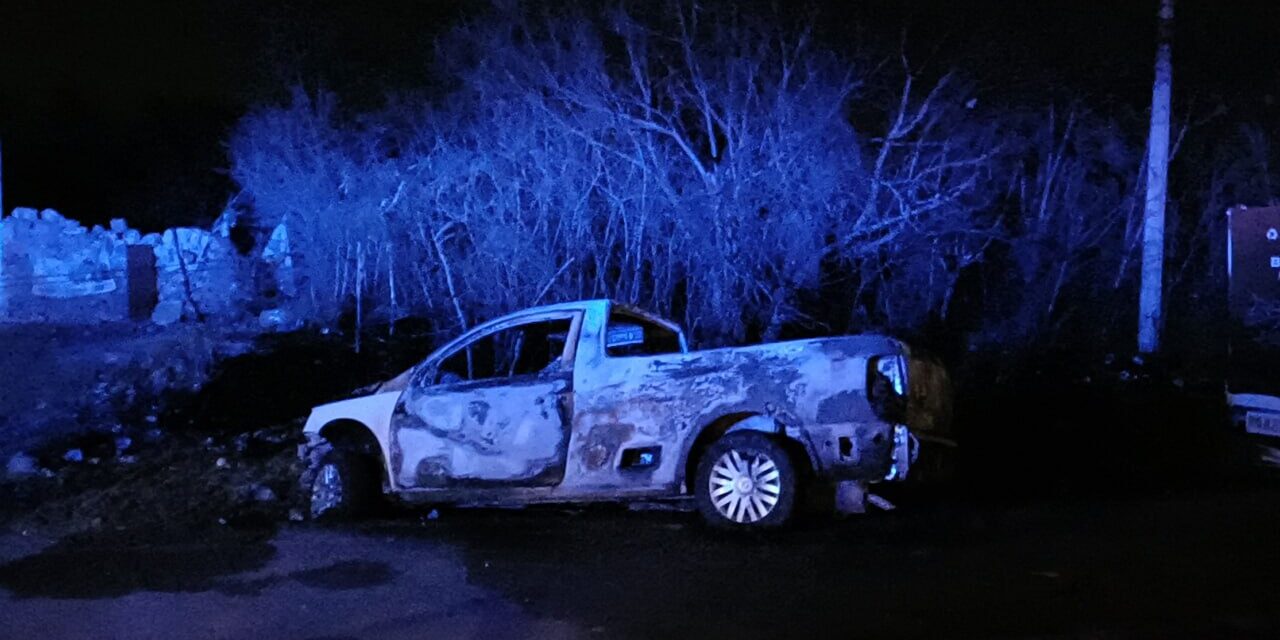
[
  {"x1": 695, "y1": 432, "x2": 797, "y2": 529},
  {"x1": 309, "y1": 449, "x2": 380, "y2": 520}
]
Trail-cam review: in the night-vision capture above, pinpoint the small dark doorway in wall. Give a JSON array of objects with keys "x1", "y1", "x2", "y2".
[{"x1": 126, "y1": 245, "x2": 157, "y2": 320}]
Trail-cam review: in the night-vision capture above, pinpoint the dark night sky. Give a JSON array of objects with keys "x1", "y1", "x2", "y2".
[{"x1": 1, "y1": 1, "x2": 1278, "y2": 231}]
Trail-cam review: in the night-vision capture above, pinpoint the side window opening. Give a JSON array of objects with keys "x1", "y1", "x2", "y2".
[
  {"x1": 605, "y1": 311, "x2": 682, "y2": 357},
  {"x1": 436, "y1": 317, "x2": 574, "y2": 384}
]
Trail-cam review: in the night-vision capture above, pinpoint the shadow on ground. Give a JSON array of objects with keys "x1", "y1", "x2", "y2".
[{"x1": 0, "y1": 524, "x2": 277, "y2": 599}]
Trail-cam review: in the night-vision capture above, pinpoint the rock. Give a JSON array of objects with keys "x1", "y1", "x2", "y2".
[
  {"x1": 262, "y1": 223, "x2": 290, "y2": 261},
  {"x1": 252, "y1": 429, "x2": 288, "y2": 445},
  {"x1": 834, "y1": 480, "x2": 866, "y2": 515},
  {"x1": 11, "y1": 207, "x2": 38, "y2": 221},
  {"x1": 288, "y1": 508, "x2": 305, "y2": 522},
  {"x1": 152, "y1": 300, "x2": 184, "y2": 325},
  {"x1": 252, "y1": 486, "x2": 277, "y2": 503},
  {"x1": 148, "y1": 368, "x2": 171, "y2": 392},
  {"x1": 40, "y1": 209, "x2": 66, "y2": 223},
  {"x1": 427, "y1": 509, "x2": 440, "y2": 520},
  {"x1": 232, "y1": 433, "x2": 250, "y2": 453},
  {"x1": 109, "y1": 218, "x2": 129, "y2": 234},
  {"x1": 123, "y1": 229, "x2": 142, "y2": 244},
  {"x1": 118, "y1": 455, "x2": 138, "y2": 465},
  {"x1": 5, "y1": 453, "x2": 39, "y2": 478},
  {"x1": 259, "y1": 308, "x2": 300, "y2": 332},
  {"x1": 114, "y1": 436, "x2": 133, "y2": 452},
  {"x1": 63, "y1": 449, "x2": 84, "y2": 463},
  {"x1": 211, "y1": 209, "x2": 238, "y2": 238},
  {"x1": 215, "y1": 457, "x2": 229, "y2": 468}
]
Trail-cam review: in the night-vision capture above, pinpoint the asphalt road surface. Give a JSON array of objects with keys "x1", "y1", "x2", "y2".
[{"x1": 3, "y1": 486, "x2": 1280, "y2": 639}]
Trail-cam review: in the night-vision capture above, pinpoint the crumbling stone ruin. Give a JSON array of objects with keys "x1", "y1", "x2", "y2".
[{"x1": 0, "y1": 207, "x2": 286, "y2": 326}]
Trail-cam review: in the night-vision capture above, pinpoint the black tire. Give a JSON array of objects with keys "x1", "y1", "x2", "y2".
[
  {"x1": 309, "y1": 448, "x2": 381, "y2": 520},
  {"x1": 694, "y1": 431, "x2": 798, "y2": 530}
]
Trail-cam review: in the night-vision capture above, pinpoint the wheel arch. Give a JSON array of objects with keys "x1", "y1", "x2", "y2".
[
  {"x1": 317, "y1": 419, "x2": 389, "y2": 487},
  {"x1": 680, "y1": 413, "x2": 814, "y2": 493}
]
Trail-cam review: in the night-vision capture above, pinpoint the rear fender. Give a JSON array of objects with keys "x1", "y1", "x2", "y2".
[{"x1": 681, "y1": 414, "x2": 820, "y2": 493}]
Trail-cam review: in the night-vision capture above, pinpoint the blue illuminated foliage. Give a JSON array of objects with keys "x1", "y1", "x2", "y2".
[{"x1": 227, "y1": 1, "x2": 1262, "y2": 350}]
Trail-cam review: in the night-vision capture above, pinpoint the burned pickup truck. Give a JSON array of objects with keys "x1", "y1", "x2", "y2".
[{"x1": 301, "y1": 300, "x2": 953, "y2": 529}]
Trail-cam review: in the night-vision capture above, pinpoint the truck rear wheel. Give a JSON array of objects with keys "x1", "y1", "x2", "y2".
[{"x1": 695, "y1": 432, "x2": 797, "y2": 530}]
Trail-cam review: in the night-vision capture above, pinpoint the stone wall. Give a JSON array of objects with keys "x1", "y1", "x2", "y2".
[{"x1": 0, "y1": 208, "x2": 248, "y2": 325}]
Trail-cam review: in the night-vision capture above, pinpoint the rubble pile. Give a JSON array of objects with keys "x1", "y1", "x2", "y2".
[{"x1": 0, "y1": 420, "x2": 304, "y2": 538}]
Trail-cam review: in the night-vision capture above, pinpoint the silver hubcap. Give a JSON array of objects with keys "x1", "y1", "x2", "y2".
[
  {"x1": 709, "y1": 449, "x2": 782, "y2": 523},
  {"x1": 311, "y1": 463, "x2": 344, "y2": 517}
]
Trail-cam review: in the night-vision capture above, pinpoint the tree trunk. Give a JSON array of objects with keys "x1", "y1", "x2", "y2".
[{"x1": 1138, "y1": 0, "x2": 1174, "y2": 353}]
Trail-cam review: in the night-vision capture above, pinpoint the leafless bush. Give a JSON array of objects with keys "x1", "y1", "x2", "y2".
[{"x1": 229, "y1": 1, "x2": 1163, "y2": 348}]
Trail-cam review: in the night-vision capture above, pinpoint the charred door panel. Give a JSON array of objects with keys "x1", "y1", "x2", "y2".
[
  {"x1": 392, "y1": 373, "x2": 572, "y2": 488},
  {"x1": 389, "y1": 310, "x2": 580, "y2": 489}
]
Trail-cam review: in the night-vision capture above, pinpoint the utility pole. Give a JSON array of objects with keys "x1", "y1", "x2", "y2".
[{"x1": 1138, "y1": 0, "x2": 1174, "y2": 353}]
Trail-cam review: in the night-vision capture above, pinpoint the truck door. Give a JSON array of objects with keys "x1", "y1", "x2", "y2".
[{"x1": 391, "y1": 313, "x2": 580, "y2": 489}]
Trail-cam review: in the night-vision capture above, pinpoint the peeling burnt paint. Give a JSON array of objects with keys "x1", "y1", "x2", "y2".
[
  {"x1": 468, "y1": 401, "x2": 489, "y2": 426},
  {"x1": 816, "y1": 390, "x2": 864, "y2": 424},
  {"x1": 392, "y1": 372, "x2": 572, "y2": 488},
  {"x1": 575, "y1": 422, "x2": 636, "y2": 472}
]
